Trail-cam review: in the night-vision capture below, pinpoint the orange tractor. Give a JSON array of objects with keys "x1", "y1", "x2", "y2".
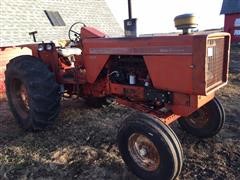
[{"x1": 0, "y1": 2, "x2": 230, "y2": 179}]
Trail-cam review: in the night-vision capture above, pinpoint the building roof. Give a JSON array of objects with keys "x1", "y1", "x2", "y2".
[
  {"x1": 220, "y1": 0, "x2": 240, "y2": 14},
  {"x1": 0, "y1": 0, "x2": 123, "y2": 46}
]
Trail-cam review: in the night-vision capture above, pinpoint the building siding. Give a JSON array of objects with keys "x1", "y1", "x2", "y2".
[{"x1": 0, "y1": 0, "x2": 123, "y2": 46}]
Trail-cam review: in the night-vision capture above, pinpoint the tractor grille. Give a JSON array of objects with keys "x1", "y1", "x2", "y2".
[{"x1": 206, "y1": 38, "x2": 225, "y2": 89}]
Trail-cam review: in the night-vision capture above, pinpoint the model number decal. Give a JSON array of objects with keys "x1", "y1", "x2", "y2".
[{"x1": 89, "y1": 46, "x2": 192, "y2": 55}]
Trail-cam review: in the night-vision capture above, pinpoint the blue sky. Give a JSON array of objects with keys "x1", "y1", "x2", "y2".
[{"x1": 106, "y1": 0, "x2": 224, "y2": 34}]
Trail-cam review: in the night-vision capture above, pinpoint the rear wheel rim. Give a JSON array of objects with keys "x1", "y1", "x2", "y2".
[
  {"x1": 10, "y1": 79, "x2": 29, "y2": 119},
  {"x1": 128, "y1": 133, "x2": 160, "y2": 172}
]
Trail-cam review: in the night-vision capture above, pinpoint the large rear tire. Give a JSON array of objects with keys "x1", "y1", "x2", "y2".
[
  {"x1": 117, "y1": 113, "x2": 183, "y2": 180},
  {"x1": 178, "y1": 98, "x2": 225, "y2": 138},
  {"x1": 5, "y1": 55, "x2": 61, "y2": 130}
]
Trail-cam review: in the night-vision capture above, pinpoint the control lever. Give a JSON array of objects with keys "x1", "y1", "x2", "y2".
[{"x1": 29, "y1": 31, "x2": 38, "y2": 42}]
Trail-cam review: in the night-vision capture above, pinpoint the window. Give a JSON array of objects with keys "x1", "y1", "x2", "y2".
[
  {"x1": 234, "y1": 30, "x2": 240, "y2": 36},
  {"x1": 235, "y1": 18, "x2": 240, "y2": 27},
  {"x1": 44, "y1": 10, "x2": 65, "y2": 26}
]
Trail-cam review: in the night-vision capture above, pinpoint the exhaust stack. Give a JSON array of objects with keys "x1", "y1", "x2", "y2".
[{"x1": 124, "y1": 0, "x2": 137, "y2": 37}]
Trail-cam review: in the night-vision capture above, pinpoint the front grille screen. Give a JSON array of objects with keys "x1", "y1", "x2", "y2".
[{"x1": 206, "y1": 38, "x2": 225, "y2": 88}]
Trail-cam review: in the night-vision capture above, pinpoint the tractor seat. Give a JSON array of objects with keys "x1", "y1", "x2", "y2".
[{"x1": 57, "y1": 47, "x2": 82, "y2": 57}]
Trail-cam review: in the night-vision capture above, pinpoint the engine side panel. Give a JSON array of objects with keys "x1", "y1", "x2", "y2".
[
  {"x1": 82, "y1": 34, "x2": 193, "y2": 85},
  {"x1": 83, "y1": 54, "x2": 109, "y2": 83},
  {"x1": 144, "y1": 55, "x2": 193, "y2": 94}
]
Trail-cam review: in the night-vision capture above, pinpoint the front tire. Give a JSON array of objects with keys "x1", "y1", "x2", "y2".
[
  {"x1": 5, "y1": 55, "x2": 61, "y2": 130},
  {"x1": 117, "y1": 113, "x2": 183, "y2": 180},
  {"x1": 178, "y1": 98, "x2": 225, "y2": 138}
]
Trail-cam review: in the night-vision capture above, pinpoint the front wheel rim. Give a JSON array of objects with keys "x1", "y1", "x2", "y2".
[{"x1": 128, "y1": 133, "x2": 160, "y2": 172}]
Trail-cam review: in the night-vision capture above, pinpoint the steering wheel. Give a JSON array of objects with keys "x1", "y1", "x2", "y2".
[{"x1": 68, "y1": 22, "x2": 86, "y2": 42}]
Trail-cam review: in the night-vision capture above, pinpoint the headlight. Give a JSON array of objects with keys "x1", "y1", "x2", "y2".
[
  {"x1": 38, "y1": 44, "x2": 45, "y2": 51},
  {"x1": 46, "y1": 43, "x2": 53, "y2": 51}
]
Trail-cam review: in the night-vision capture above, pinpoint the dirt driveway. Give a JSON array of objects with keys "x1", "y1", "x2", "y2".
[{"x1": 0, "y1": 45, "x2": 239, "y2": 180}]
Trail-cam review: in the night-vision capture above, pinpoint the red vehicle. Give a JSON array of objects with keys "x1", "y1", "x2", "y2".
[{"x1": 0, "y1": 3, "x2": 230, "y2": 179}]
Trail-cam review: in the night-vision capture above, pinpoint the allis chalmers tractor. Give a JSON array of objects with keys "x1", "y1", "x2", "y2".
[{"x1": 0, "y1": 2, "x2": 230, "y2": 180}]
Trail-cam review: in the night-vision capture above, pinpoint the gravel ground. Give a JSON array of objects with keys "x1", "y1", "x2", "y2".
[{"x1": 0, "y1": 45, "x2": 239, "y2": 180}]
